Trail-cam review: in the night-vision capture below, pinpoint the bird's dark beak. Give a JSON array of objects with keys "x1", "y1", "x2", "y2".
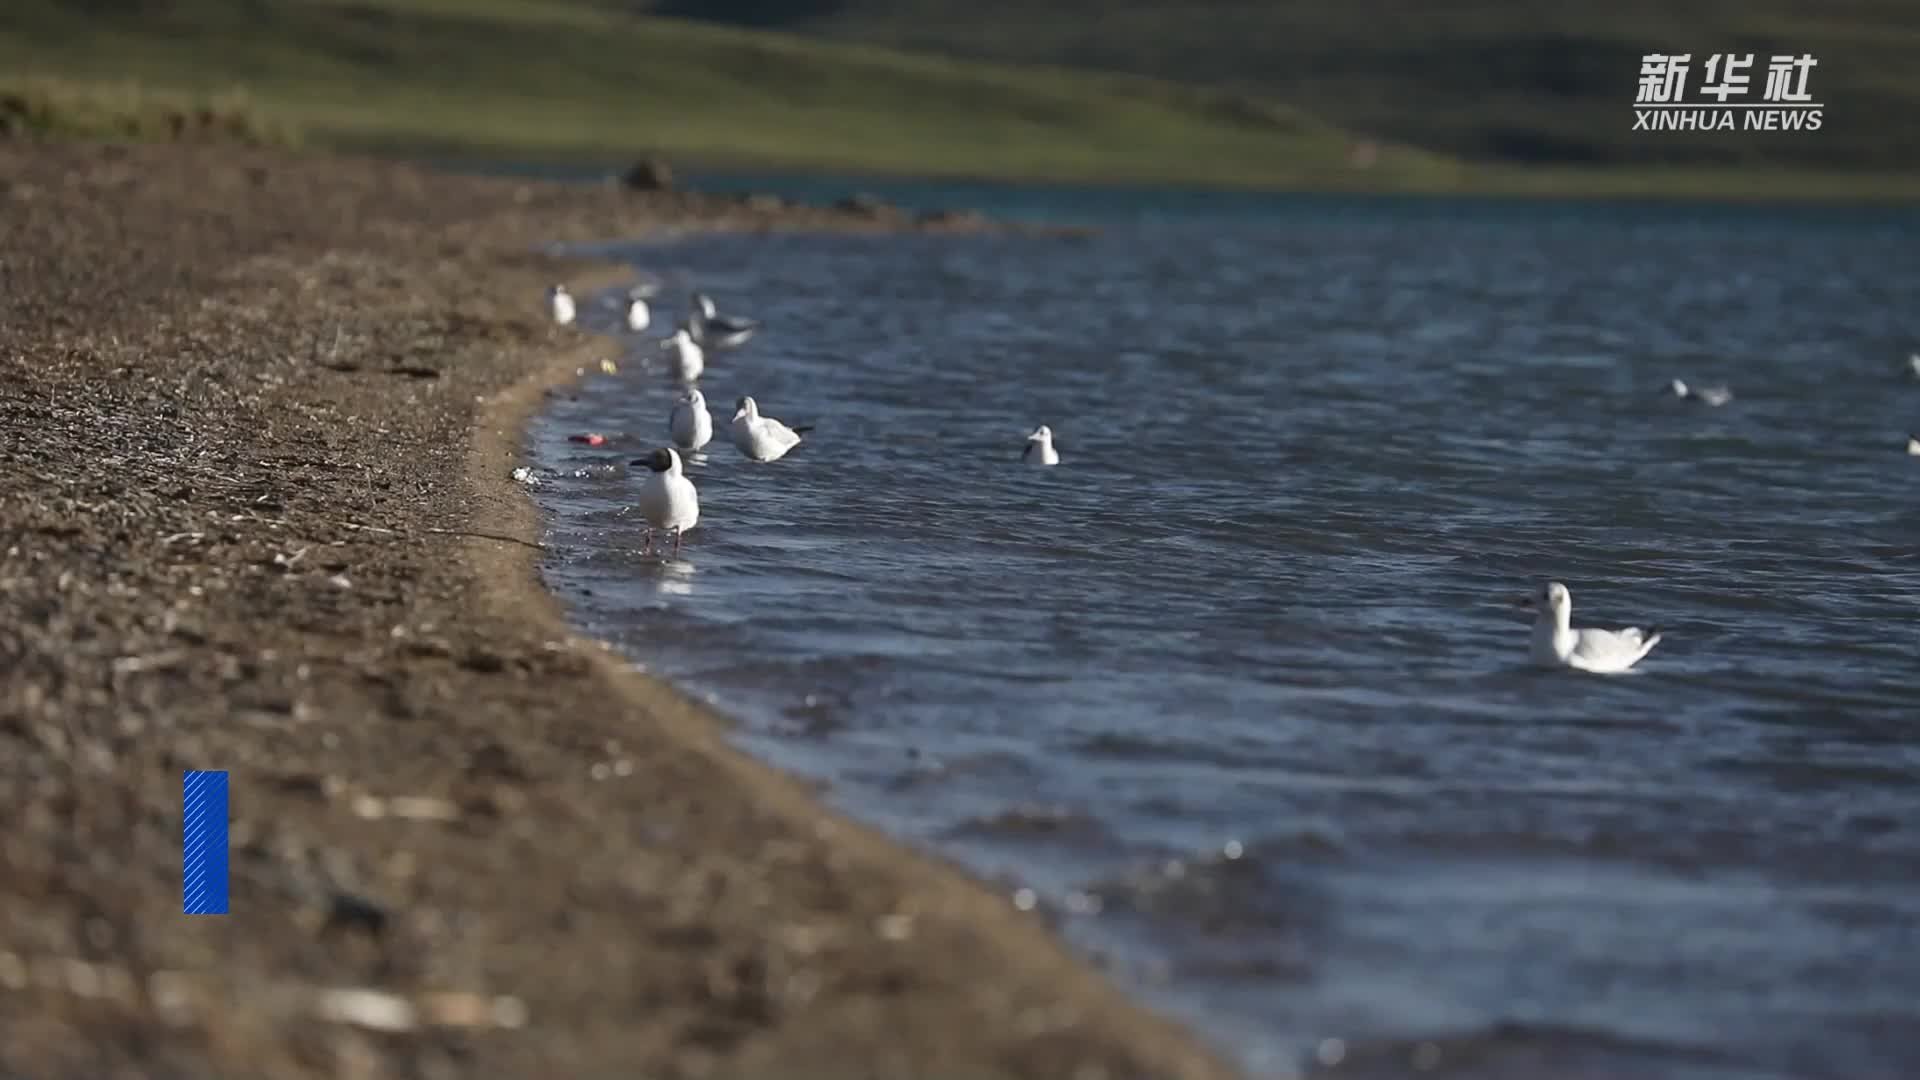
[
  {"x1": 629, "y1": 458, "x2": 649, "y2": 467},
  {"x1": 1516, "y1": 597, "x2": 1536, "y2": 609}
]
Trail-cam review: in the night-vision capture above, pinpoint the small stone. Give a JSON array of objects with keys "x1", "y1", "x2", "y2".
[
  {"x1": 622, "y1": 156, "x2": 674, "y2": 192},
  {"x1": 315, "y1": 987, "x2": 417, "y2": 1032},
  {"x1": 323, "y1": 890, "x2": 389, "y2": 937},
  {"x1": 832, "y1": 192, "x2": 893, "y2": 217}
]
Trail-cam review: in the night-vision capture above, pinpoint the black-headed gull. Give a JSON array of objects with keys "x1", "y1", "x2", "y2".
[
  {"x1": 547, "y1": 284, "x2": 576, "y2": 326},
  {"x1": 1022, "y1": 425, "x2": 1060, "y2": 465},
  {"x1": 669, "y1": 387, "x2": 713, "y2": 452},
  {"x1": 730, "y1": 396, "x2": 811, "y2": 462},
  {"x1": 1671, "y1": 379, "x2": 1731, "y2": 407},
  {"x1": 691, "y1": 292, "x2": 758, "y2": 350},
  {"x1": 633, "y1": 448, "x2": 699, "y2": 556},
  {"x1": 1521, "y1": 581, "x2": 1662, "y2": 673}
]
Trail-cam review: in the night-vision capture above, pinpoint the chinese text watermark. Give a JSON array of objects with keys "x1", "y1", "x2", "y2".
[{"x1": 1633, "y1": 53, "x2": 1822, "y2": 131}]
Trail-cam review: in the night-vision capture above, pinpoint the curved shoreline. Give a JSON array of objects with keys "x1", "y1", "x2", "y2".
[
  {"x1": 469, "y1": 286, "x2": 1243, "y2": 1080},
  {"x1": 0, "y1": 142, "x2": 1237, "y2": 1080}
]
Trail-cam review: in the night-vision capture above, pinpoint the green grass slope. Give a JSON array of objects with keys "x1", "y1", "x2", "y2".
[
  {"x1": 1, "y1": 0, "x2": 1913, "y2": 197},
  {"x1": 646, "y1": 0, "x2": 1920, "y2": 174},
  {"x1": 0, "y1": 0, "x2": 1461, "y2": 190}
]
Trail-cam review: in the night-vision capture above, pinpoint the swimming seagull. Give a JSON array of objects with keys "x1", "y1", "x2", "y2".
[
  {"x1": 625, "y1": 295, "x2": 651, "y2": 333},
  {"x1": 1907, "y1": 433, "x2": 1920, "y2": 457},
  {"x1": 730, "y1": 396, "x2": 812, "y2": 462},
  {"x1": 1907, "y1": 354, "x2": 1920, "y2": 380},
  {"x1": 547, "y1": 284, "x2": 576, "y2": 326},
  {"x1": 1671, "y1": 379, "x2": 1732, "y2": 407},
  {"x1": 632, "y1": 447, "x2": 699, "y2": 556},
  {"x1": 1022, "y1": 424, "x2": 1060, "y2": 465},
  {"x1": 659, "y1": 327, "x2": 704, "y2": 383},
  {"x1": 691, "y1": 292, "x2": 759, "y2": 350},
  {"x1": 669, "y1": 387, "x2": 713, "y2": 452},
  {"x1": 1519, "y1": 581, "x2": 1662, "y2": 674}
]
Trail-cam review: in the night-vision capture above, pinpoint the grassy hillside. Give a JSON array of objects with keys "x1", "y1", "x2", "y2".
[
  {"x1": 0, "y1": 0, "x2": 1462, "y2": 191},
  {"x1": 646, "y1": 0, "x2": 1920, "y2": 172},
  {"x1": 1, "y1": 0, "x2": 1914, "y2": 198}
]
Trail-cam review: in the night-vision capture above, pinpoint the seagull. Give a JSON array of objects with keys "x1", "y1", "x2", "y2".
[
  {"x1": 1520, "y1": 581, "x2": 1662, "y2": 674},
  {"x1": 1907, "y1": 433, "x2": 1920, "y2": 457},
  {"x1": 659, "y1": 327, "x2": 704, "y2": 383},
  {"x1": 1906, "y1": 354, "x2": 1920, "y2": 380},
  {"x1": 625, "y1": 296, "x2": 651, "y2": 333},
  {"x1": 1022, "y1": 424, "x2": 1060, "y2": 465},
  {"x1": 547, "y1": 284, "x2": 576, "y2": 327},
  {"x1": 669, "y1": 387, "x2": 713, "y2": 452},
  {"x1": 632, "y1": 448, "x2": 699, "y2": 556},
  {"x1": 1671, "y1": 379, "x2": 1732, "y2": 407},
  {"x1": 730, "y1": 396, "x2": 812, "y2": 462},
  {"x1": 691, "y1": 292, "x2": 759, "y2": 350}
]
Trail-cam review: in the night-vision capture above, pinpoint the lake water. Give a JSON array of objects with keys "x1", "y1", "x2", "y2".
[{"x1": 527, "y1": 184, "x2": 1920, "y2": 1080}]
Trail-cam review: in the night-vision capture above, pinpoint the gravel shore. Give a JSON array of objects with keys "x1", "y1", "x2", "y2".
[{"x1": 0, "y1": 143, "x2": 1237, "y2": 1080}]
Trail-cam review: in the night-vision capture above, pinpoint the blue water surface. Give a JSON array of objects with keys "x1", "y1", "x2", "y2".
[{"x1": 530, "y1": 176, "x2": 1920, "y2": 1080}]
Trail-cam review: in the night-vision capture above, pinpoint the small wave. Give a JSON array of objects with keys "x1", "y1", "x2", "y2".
[
  {"x1": 1301, "y1": 1020, "x2": 1755, "y2": 1080},
  {"x1": 943, "y1": 804, "x2": 1116, "y2": 844}
]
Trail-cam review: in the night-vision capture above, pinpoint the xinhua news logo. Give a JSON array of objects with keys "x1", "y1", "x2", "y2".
[{"x1": 1633, "y1": 53, "x2": 1823, "y2": 132}]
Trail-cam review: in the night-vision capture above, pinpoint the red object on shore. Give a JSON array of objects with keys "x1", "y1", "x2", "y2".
[{"x1": 567, "y1": 433, "x2": 608, "y2": 447}]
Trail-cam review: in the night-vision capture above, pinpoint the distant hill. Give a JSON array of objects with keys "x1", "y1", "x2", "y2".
[
  {"x1": 0, "y1": 0, "x2": 1458, "y2": 190},
  {"x1": 1, "y1": 0, "x2": 1912, "y2": 197},
  {"x1": 642, "y1": 0, "x2": 1920, "y2": 171}
]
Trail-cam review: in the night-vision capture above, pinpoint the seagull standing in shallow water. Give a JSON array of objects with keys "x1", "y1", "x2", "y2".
[
  {"x1": 1022, "y1": 425, "x2": 1060, "y2": 465},
  {"x1": 691, "y1": 292, "x2": 759, "y2": 350},
  {"x1": 1520, "y1": 581, "x2": 1662, "y2": 674},
  {"x1": 669, "y1": 388, "x2": 713, "y2": 452},
  {"x1": 1671, "y1": 379, "x2": 1732, "y2": 407},
  {"x1": 633, "y1": 448, "x2": 699, "y2": 556},
  {"x1": 625, "y1": 295, "x2": 651, "y2": 333},
  {"x1": 660, "y1": 327, "x2": 704, "y2": 383},
  {"x1": 547, "y1": 284, "x2": 576, "y2": 326},
  {"x1": 730, "y1": 396, "x2": 812, "y2": 462}
]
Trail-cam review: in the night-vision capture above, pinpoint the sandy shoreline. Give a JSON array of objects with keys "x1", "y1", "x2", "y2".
[{"x1": 0, "y1": 143, "x2": 1237, "y2": 1080}]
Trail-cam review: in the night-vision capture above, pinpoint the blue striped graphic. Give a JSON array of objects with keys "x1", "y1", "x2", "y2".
[{"x1": 182, "y1": 771, "x2": 229, "y2": 915}]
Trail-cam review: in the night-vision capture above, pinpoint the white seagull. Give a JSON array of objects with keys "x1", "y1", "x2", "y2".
[
  {"x1": 1022, "y1": 424, "x2": 1060, "y2": 465},
  {"x1": 669, "y1": 387, "x2": 713, "y2": 452},
  {"x1": 547, "y1": 284, "x2": 576, "y2": 326},
  {"x1": 730, "y1": 396, "x2": 812, "y2": 462},
  {"x1": 1521, "y1": 581, "x2": 1662, "y2": 674},
  {"x1": 625, "y1": 296, "x2": 651, "y2": 333},
  {"x1": 1906, "y1": 433, "x2": 1920, "y2": 457},
  {"x1": 660, "y1": 327, "x2": 704, "y2": 384},
  {"x1": 633, "y1": 448, "x2": 699, "y2": 556},
  {"x1": 691, "y1": 292, "x2": 759, "y2": 350},
  {"x1": 1671, "y1": 379, "x2": 1732, "y2": 407}
]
